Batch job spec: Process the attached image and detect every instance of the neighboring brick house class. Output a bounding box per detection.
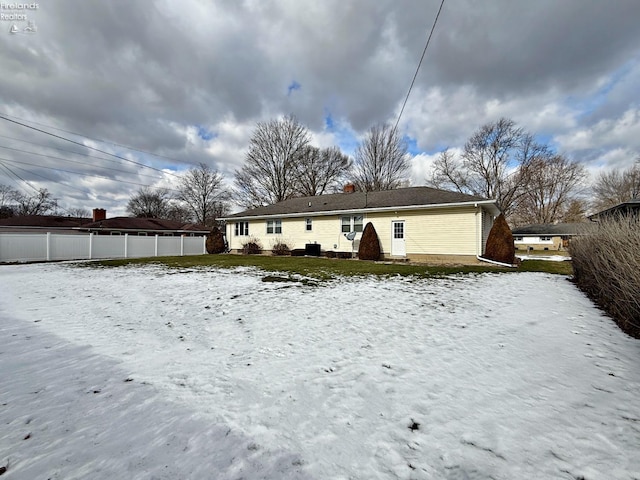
[511,223,594,251]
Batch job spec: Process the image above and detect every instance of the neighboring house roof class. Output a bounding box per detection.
[588,199,640,221]
[223,187,499,220]
[78,217,210,234]
[511,223,595,236]
[0,215,92,230]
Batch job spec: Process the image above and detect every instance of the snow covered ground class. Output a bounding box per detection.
[1,263,639,480]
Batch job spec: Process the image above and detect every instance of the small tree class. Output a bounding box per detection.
[127,187,172,218]
[206,226,226,254]
[358,222,382,260]
[483,214,515,265]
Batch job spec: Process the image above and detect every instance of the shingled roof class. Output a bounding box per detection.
[78,217,209,233]
[224,186,498,219]
[0,215,92,229]
[511,223,595,236]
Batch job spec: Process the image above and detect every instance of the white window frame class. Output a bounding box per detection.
[341,215,363,233]
[266,219,282,234]
[305,218,312,232]
[235,221,249,236]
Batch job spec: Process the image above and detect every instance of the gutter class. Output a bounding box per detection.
[221,199,499,222]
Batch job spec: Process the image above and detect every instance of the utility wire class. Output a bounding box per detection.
[0,111,187,165]
[0,114,180,178]
[0,133,172,173]
[0,156,180,191]
[393,0,445,134]
[0,144,176,181]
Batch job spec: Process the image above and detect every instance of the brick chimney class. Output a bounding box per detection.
[92,208,106,222]
[343,183,356,194]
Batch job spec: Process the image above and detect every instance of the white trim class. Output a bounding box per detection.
[221,199,499,221]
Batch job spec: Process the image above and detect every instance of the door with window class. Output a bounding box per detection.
[391,220,406,256]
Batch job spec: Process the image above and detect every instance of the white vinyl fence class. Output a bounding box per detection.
[0,233,207,263]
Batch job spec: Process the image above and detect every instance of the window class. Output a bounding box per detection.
[305,218,312,231]
[514,236,523,242]
[341,215,364,233]
[540,236,553,242]
[235,221,249,236]
[266,219,282,234]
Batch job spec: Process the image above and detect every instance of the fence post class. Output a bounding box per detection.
[124,233,129,258]
[89,233,93,259]
[46,232,51,261]
[202,235,206,254]
[180,235,184,256]
[155,235,159,257]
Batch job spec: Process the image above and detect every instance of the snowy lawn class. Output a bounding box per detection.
[1,263,639,479]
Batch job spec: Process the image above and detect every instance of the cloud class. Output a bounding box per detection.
[1,0,639,213]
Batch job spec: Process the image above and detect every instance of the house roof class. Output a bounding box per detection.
[0,215,92,229]
[223,187,498,220]
[511,223,595,236]
[78,217,210,233]
[588,199,640,220]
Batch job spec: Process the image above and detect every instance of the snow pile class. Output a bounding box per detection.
[1,263,639,479]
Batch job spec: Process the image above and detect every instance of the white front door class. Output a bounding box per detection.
[391,220,406,256]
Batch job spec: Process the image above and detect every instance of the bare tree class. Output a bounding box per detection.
[178,163,229,227]
[235,115,310,208]
[592,160,640,212]
[165,203,193,224]
[127,187,172,218]
[427,118,552,218]
[66,207,90,219]
[351,124,410,191]
[512,154,587,224]
[294,145,352,196]
[14,188,57,216]
[0,184,17,218]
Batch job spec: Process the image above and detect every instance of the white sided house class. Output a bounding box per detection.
[223,186,500,263]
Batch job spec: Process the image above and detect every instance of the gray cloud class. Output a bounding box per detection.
[1,0,639,214]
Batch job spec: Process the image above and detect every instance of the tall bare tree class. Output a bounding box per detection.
[13,188,57,216]
[235,115,311,208]
[0,184,17,218]
[511,154,587,225]
[294,145,352,196]
[178,163,229,227]
[428,118,552,218]
[351,123,410,191]
[127,187,172,218]
[592,159,640,212]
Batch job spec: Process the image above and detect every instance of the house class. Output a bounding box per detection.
[0,208,210,237]
[221,186,500,263]
[0,214,92,234]
[588,199,640,221]
[511,223,594,251]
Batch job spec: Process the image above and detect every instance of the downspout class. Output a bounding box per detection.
[474,204,517,268]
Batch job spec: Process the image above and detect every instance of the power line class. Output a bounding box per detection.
[393,0,445,134]
[0,156,180,191]
[0,144,175,181]
[0,133,172,173]
[0,114,180,178]
[0,111,187,165]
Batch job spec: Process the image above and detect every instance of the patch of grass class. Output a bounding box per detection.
[81,254,573,279]
[517,259,573,275]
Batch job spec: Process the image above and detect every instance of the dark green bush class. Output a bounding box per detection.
[206,226,226,254]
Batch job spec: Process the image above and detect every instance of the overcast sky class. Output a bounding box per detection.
[1,0,639,216]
